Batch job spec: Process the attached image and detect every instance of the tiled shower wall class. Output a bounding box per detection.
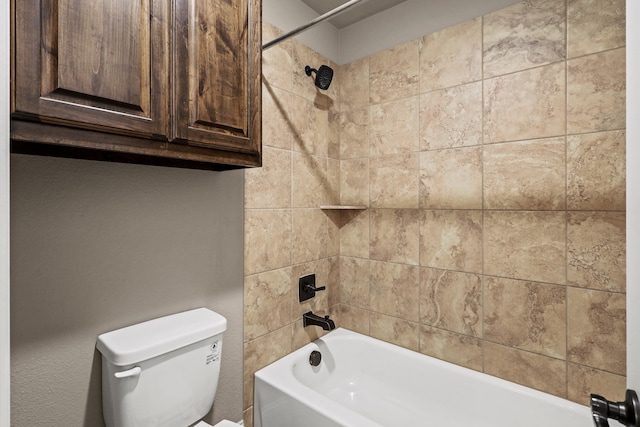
[244,0,626,423]
[243,21,341,425]
[336,0,626,406]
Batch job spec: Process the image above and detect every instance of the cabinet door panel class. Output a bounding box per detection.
[57,0,144,108]
[194,0,245,132]
[14,0,168,138]
[174,0,261,155]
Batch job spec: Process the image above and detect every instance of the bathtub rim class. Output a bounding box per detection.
[253,327,591,426]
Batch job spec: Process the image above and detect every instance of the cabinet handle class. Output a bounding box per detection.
[114,366,141,379]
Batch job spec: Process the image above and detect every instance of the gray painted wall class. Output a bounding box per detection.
[263,0,340,61]
[264,0,521,65]
[10,154,244,426]
[337,0,522,64]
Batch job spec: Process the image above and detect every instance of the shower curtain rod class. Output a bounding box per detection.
[262,0,368,51]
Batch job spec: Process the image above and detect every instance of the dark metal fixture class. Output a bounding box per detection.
[299,274,326,302]
[305,65,333,90]
[302,311,336,331]
[591,389,639,427]
[309,350,322,367]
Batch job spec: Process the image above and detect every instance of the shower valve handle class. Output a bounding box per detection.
[298,274,326,302]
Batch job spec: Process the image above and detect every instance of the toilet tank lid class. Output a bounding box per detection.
[96,308,227,366]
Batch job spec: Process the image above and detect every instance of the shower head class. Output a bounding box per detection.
[305,65,334,90]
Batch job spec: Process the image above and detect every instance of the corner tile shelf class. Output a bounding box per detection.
[319,205,367,228]
[319,205,367,210]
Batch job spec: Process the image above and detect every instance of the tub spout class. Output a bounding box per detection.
[303,311,335,331]
[590,390,639,427]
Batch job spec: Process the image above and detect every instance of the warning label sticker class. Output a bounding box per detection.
[206,341,220,365]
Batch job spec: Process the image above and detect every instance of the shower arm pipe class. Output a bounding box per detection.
[262,0,368,51]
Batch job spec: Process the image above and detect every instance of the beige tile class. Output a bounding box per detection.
[262,83,293,150]
[262,22,292,92]
[370,312,420,352]
[244,268,292,340]
[419,147,482,210]
[484,343,566,397]
[340,256,370,308]
[327,58,339,108]
[567,363,627,406]
[420,17,482,92]
[419,326,483,371]
[291,94,329,157]
[567,0,626,58]
[244,147,291,209]
[338,107,369,159]
[568,212,626,292]
[329,210,356,229]
[340,210,370,259]
[340,158,369,207]
[339,57,369,111]
[292,209,328,265]
[330,209,368,229]
[328,110,340,160]
[327,256,340,307]
[419,268,482,337]
[484,62,565,144]
[370,96,419,156]
[567,130,626,210]
[332,304,370,335]
[255,8,629,408]
[244,325,293,408]
[327,213,341,258]
[567,48,626,134]
[484,211,566,284]
[327,158,340,206]
[370,154,420,208]
[419,82,482,150]
[370,209,420,265]
[244,209,291,275]
[292,153,328,208]
[567,287,626,375]
[483,0,566,78]
[243,407,254,427]
[483,138,566,210]
[369,260,420,321]
[484,277,566,359]
[369,39,419,104]
[419,210,482,273]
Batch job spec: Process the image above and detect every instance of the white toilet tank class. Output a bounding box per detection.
[96,308,227,427]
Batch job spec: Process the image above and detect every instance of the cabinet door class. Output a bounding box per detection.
[173,0,261,156]
[13,0,170,139]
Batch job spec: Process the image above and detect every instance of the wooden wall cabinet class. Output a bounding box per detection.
[11,0,262,170]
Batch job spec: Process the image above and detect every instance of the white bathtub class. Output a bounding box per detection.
[254,328,597,427]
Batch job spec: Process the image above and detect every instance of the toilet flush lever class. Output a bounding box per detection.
[114,366,141,379]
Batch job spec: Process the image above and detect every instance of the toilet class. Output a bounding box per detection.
[96,308,242,427]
